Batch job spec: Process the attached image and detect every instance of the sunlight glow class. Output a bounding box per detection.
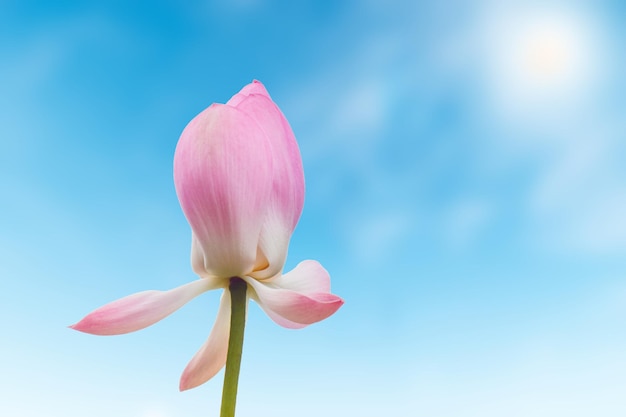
[482,4,607,121]
[509,14,588,92]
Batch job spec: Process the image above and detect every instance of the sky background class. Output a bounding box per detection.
[1,0,626,416]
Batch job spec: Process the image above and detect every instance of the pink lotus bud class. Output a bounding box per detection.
[174,80,305,280]
[71,81,343,391]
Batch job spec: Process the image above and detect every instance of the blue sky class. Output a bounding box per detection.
[1,1,626,416]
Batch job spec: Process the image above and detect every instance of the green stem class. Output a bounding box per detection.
[220,277,247,417]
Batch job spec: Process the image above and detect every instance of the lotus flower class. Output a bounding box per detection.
[71,80,344,391]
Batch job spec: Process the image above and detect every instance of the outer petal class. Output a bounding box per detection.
[231,82,305,279]
[268,260,332,293]
[244,261,343,328]
[70,279,220,335]
[179,291,232,391]
[174,103,273,278]
[226,79,270,107]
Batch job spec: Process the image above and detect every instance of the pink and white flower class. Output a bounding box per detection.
[71,80,343,391]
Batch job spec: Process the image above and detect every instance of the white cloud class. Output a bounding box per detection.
[442,199,493,250]
[408,279,626,416]
[282,58,393,166]
[347,209,417,267]
[523,113,626,254]
[279,0,625,257]
[139,406,170,417]
[330,79,388,138]
[542,191,626,255]
[530,135,609,213]
[413,353,626,417]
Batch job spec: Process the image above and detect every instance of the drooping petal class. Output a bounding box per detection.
[230,82,305,279]
[70,279,221,335]
[174,103,274,278]
[244,261,343,328]
[268,260,332,293]
[260,306,308,330]
[179,291,232,391]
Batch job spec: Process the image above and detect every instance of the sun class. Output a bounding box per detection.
[482,4,606,120]
[508,12,589,94]
[523,25,576,82]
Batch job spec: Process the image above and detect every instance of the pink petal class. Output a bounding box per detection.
[226,79,270,107]
[232,84,304,232]
[244,261,343,328]
[230,84,305,279]
[70,279,221,335]
[174,103,274,278]
[261,307,308,330]
[179,291,232,391]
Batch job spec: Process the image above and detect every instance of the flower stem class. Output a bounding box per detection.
[220,277,247,417]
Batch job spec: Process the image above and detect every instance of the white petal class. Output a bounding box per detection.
[179,291,232,391]
[244,261,343,328]
[70,279,221,335]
